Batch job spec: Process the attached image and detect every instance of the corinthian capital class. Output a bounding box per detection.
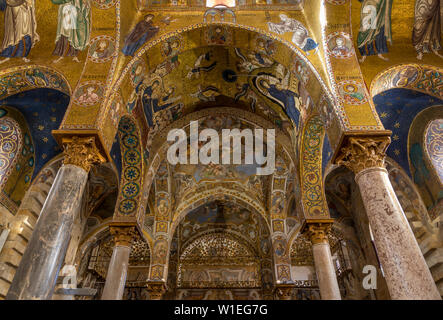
[336,136,391,174]
[62,136,106,172]
[110,226,136,247]
[307,223,331,245]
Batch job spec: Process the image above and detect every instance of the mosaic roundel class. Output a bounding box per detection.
[122,182,140,199]
[124,149,141,166]
[123,134,139,149]
[124,166,141,181]
[72,81,105,107]
[326,32,353,59]
[337,80,367,105]
[88,36,116,63]
[119,198,137,215]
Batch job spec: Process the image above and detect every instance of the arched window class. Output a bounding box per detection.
[425,119,443,183]
[0,118,22,188]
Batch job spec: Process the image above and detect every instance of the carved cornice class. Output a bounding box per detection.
[335,136,391,174]
[146,281,167,300]
[306,223,332,245]
[62,136,106,172]
[110,226,136,247]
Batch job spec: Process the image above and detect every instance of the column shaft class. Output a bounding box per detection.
[307,223,341,300]
[101,245,130,300]
[356,167,440,300]
[312,242,341,300]
[6,164,88,300]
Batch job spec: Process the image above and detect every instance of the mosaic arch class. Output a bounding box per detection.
[0,118,23,188]
[0,108,36,214]
[299,114,330,220]
[171,191,269,235]
[370,64,443,100]
[162,199,274,296]
[136,107,295,229]
[102,22,346,155]
[425,119,443,184]
[0,65,71,101]
[112,116,144,223]
[408,105,443,220]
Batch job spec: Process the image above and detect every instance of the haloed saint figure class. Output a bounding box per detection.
[357,0,393,62]
[122,14,159,57]
[0,0,39,64]
[52,0,91,63]
[412,0,442,60]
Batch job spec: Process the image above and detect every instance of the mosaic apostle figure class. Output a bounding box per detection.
[412,0,442,60]
[52,0,91,63]
[0,0,39,64]
[357,0,393,62]
[122,14,159,57]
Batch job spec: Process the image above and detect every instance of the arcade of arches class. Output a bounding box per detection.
[0,0,441,300]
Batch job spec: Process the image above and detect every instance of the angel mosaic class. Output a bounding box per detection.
[267,14,318,55]
[122,14,159,57]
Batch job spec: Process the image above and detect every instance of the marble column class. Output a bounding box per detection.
[101,226,135,300]
[6,137,105,300]
[308,223,341,300]
[337,136,441,300]
[147,280,166,300]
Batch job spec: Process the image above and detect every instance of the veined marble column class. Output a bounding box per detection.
[308,223,341,300]
[337,137,441,300]
[101,226,135,300]
[6,137,105,300]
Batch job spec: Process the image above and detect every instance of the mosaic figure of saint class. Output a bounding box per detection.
[77,86,99,105]
[267,14,318,55]
[331,37,350,56]
[357,0,393,62]
[52,0,91,63]
[122,14,159,57]
[91,39,113,60]
[412,0,442,60]
[0,0,39,64]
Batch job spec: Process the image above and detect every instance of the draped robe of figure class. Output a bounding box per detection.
[357,0,393,57]
[52,0,91,57]
[0,0,39,58]
[122,17,159,57]
[412,0,441,55]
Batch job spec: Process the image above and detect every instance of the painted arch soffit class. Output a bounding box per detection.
[102,22,343,148]
[371,64,443,101]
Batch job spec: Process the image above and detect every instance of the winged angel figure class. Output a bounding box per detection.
[268,14,318,55]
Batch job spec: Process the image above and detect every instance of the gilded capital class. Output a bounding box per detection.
[275,283,295,300]
[336,136,391,174]
[147,281,167,300]
[110,226,136,247]
[62,136,106,172]
[307,223,331,245]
